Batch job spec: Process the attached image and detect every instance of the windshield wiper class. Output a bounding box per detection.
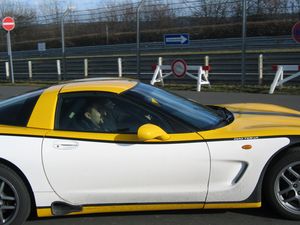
[207,105,234,124]
[222,107,234,123]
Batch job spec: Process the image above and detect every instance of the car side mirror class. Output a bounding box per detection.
[137,124,170,141]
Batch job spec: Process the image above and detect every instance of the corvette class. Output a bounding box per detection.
[0,78,300,224]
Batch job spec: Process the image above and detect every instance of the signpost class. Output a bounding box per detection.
[164,34,189,45]
[2,16,15,84]
[171,59,187,78]
[292,21,300,43]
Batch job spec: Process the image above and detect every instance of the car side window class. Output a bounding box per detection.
[0,89,43,127]
[56,92,173,134]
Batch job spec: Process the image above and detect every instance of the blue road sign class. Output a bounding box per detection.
[164,34,189,45]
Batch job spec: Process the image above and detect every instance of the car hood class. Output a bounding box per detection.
[200,103,300,140]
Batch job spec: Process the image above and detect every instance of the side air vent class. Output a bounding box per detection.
[232,162,248,184]
[51,201,82,216]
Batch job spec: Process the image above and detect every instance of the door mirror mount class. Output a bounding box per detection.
[137,124,170,141]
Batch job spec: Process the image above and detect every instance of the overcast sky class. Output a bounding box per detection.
[25,0,145,10]
[18,0,169,11]
[26,0,106,10]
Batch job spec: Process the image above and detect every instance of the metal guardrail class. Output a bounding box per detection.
[1,52,300,84]
[0,35,300,84]
[1,35,299,59]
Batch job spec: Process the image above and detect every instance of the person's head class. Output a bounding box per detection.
[84,103,106,125]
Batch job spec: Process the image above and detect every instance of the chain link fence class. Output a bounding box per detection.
[0,0,300,85]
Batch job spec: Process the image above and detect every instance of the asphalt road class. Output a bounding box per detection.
[0,85,299,225]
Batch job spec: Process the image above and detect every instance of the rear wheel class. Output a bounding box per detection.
[264,149,300,220]
[0,164,31,225]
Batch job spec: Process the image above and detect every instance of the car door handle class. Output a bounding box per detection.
[53,141,79,150]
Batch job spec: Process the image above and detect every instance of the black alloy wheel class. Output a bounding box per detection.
[0,165,31,225]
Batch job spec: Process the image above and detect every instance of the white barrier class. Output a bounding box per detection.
[269,65,300,94]
[151,62,211,92]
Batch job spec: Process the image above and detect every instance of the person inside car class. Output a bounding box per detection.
[75,101,108,132]
[76,99,118,132]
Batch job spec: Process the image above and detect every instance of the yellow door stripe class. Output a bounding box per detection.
[70,203,205,216]
[37,202,261,217]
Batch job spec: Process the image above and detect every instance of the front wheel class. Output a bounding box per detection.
[0,164,31,225]
[264,150,300,220]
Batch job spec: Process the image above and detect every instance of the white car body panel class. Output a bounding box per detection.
[34,192,64,207]
[0,135,290,208]
[0,136,51,191]
[206,137,290,202]
[0,135,63,206]
[42,138,210,205]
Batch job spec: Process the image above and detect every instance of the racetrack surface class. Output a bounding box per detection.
[0,85,298,225]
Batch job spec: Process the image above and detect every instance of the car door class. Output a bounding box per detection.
[42,92,210,206]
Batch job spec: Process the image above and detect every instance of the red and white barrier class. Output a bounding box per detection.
[269,65,300,94]
[151,58,211,92]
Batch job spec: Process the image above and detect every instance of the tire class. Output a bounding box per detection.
[264,149,300,220]
[0,164,31,225]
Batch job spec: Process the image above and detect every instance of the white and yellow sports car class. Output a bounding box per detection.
[0,78,300,225]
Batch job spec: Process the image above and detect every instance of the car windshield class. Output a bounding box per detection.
[123,83,225,131]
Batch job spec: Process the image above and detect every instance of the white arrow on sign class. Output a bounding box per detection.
[166,35,188,44]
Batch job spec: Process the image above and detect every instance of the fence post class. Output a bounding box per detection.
[258,54,263,85]
[204,56,209,78]
[28,61,32,80]
[158,57,163,66]
[57,60,61,81]
[5,62,9,80]
[118,58,122,77]
[84,59,88,78]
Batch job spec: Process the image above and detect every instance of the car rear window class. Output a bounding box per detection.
[0,89,44,127]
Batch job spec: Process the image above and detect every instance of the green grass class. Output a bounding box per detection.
[161,83,300,95]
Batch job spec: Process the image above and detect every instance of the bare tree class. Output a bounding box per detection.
[0,0,37,49]
[0,0,36,23]
[38,0,75,23]
[119,0,136,30]
[142,0,176,30]
[190,0,236,24]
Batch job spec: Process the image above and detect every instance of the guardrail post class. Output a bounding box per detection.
[57,60,61,81]
[158,57,163,66]
[84,59,88,78]
[5,62,9,80]
[258,54,263,85]
[118,58,122,77]
[204,56,209,78]
[28,61,32,80]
